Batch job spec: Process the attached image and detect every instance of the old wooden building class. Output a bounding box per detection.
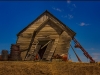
[16,10,76,61]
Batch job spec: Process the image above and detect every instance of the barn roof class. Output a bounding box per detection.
[17,10,76,38]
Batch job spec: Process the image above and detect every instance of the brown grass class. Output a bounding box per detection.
[0,61,100,75]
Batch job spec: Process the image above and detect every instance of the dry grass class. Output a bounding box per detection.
[0,61,100,75]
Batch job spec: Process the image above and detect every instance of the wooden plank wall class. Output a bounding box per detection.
[34,23,60,60]
[46,38,59,60]
[16,14,48,60]
[47,13,75,37]
[35,24,60,40]
[16,13,72,60]
[21,51,27,60]
[55,31,72,55]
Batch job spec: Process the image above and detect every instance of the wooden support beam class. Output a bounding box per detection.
[24,31,37,60]
[41,40,51,49]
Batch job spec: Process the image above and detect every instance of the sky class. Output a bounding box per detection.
[0,1,100,62]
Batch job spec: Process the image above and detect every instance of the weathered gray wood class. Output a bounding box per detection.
[25,45,41,60]
[46,38,59,60]
[24,31,37,60]
[21,51,27,60]
[54,31,71,55]
[32,45,41,56]
[16,11,75,60]
[17,43,30,45]
[41,40,51,49]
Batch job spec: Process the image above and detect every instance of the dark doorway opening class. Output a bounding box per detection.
[38,40,49,59]
[38,45,48,59]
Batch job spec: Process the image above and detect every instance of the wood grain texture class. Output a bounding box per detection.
[55,31,71,55]
[16,13,73,60]
[21,51,27,60]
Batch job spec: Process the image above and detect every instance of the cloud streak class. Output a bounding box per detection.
[62,14,73,19]
[79,22,90,26]
[67,0,71,4]
[91,53,100,61]
[52,7,62,12]
[86,48,96,51]
[73,4,76,8]
[92,53,100,56]
[68,14,73,19]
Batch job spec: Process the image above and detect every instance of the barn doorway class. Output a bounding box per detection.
[37,40,50,59]
[38,45,48,59]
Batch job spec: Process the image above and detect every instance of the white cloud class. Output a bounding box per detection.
[67,0,71,4]
[52,7,62,12]
[73,4,76,8]
[92,53,100,56]
[91,53,100,61]
[68,14,73,19]
[90,48,95,50]
[61,14,73,19]
[93,56,98,60]
[86,48,96,51]
[79,22,90,26]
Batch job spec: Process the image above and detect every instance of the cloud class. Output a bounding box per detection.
[73,4,76,8]
[68,4,76,11]
[90,48,95,50]
[67,0,71,4]
[92,53,100,56]
[52,7,62,12]
[93,56,98,60]
[91,53,100,61]
[68,14,73,19]
[79,22,90,26]
[86,48,96,51]
[61,14,73,19]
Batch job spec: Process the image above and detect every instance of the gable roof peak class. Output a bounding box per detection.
[45,10,48,12]
[17,10,76,37]
[43,10,52,14]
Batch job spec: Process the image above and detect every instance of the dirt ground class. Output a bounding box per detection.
[0,61,100,75]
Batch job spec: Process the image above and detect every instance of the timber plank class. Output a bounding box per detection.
[42,40,54,59]
[17,40,31,42]
[17,42,30,44]
[18,37,32,40]
[37,32,59,35]
[17,41,30,43]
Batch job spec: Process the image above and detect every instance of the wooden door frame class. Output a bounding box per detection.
[36,38,55,60]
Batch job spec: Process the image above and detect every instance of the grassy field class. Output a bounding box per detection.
[0,61,100,75]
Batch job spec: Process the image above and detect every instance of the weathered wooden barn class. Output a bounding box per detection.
[16,10,76,61]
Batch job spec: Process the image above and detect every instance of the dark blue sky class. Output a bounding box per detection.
[0,1,100,62]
